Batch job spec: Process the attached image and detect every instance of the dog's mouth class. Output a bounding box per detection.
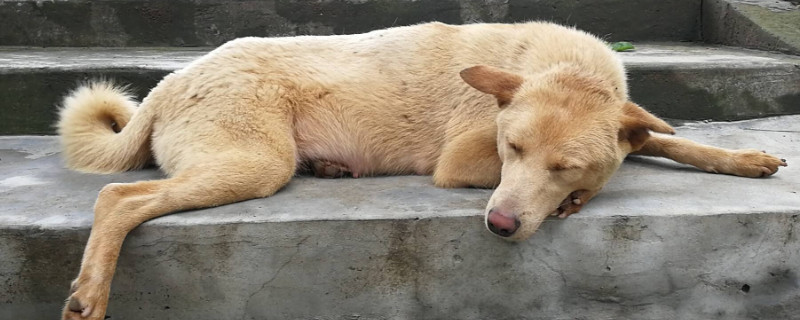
[549,190,586,219]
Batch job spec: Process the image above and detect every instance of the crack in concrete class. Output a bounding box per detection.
[784,216,796,246]
[535,253,568,291]
[240,235,310,320]
[743,128,800,133]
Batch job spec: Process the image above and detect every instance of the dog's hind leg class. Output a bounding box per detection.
[62,148,296,320]
[632,133,787,177]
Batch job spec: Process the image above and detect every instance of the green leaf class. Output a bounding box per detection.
[610,41,635,52]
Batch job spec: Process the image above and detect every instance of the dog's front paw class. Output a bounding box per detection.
[62,278,110,320]
[717,149,787,178]
[551,190,597,219]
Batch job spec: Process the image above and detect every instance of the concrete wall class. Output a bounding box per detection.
[3,213,799,320]
[0,0,701,47]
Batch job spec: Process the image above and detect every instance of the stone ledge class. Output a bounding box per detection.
[2,43,800,135]
[1,116,798,319]
[704,0,800,55]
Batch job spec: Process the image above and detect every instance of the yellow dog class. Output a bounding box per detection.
[57,22,786,319]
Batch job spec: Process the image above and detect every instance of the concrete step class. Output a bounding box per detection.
[0,0,701,47]
[2,43,799,135]
[1,116,799,319]
[704,0,800,55]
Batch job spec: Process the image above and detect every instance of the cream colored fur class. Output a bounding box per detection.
[57,22,787,320]
[57,82,152,173]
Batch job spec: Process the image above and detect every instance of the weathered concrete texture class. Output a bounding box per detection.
[625,44,800,122]
[1,116,799,320]
[2,43,799,135]
[505,0,701,41]
[0,0,701,47]
[704,0,800,55]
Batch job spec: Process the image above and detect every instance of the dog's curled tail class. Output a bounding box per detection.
[57,82,153,173]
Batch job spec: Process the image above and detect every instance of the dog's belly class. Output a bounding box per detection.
[295,138,373,178]
[293,113,440,177]
[293,124,403,178]
[296,144,436,178]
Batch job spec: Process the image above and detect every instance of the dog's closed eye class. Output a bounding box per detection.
[508,142,523,154]
[547,157,583,171]
[548,163,579,171]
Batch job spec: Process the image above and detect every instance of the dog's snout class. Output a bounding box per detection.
[487,208,520,237]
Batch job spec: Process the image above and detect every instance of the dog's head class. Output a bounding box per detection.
[461,65,674,240]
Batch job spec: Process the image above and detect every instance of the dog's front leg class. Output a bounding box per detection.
[433,124,502,188]
[632,133,787,177]
[550,189,600,218]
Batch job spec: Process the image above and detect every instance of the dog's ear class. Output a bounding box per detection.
[618,102,675,150]
[460,65,523,107]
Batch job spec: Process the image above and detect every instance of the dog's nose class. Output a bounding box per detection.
[487,208,520,237]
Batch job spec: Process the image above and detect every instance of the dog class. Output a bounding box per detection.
[56,21,787,319]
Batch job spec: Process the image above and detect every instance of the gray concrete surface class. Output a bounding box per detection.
[1,116,799,320]
[704,0,800,55]
[732,0,800,11]
[0,0,701,47]
[2,43,800,135]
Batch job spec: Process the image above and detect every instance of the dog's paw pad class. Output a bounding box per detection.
[67,296,91,316]
[554,190,592,219]
[62,278,109,320]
